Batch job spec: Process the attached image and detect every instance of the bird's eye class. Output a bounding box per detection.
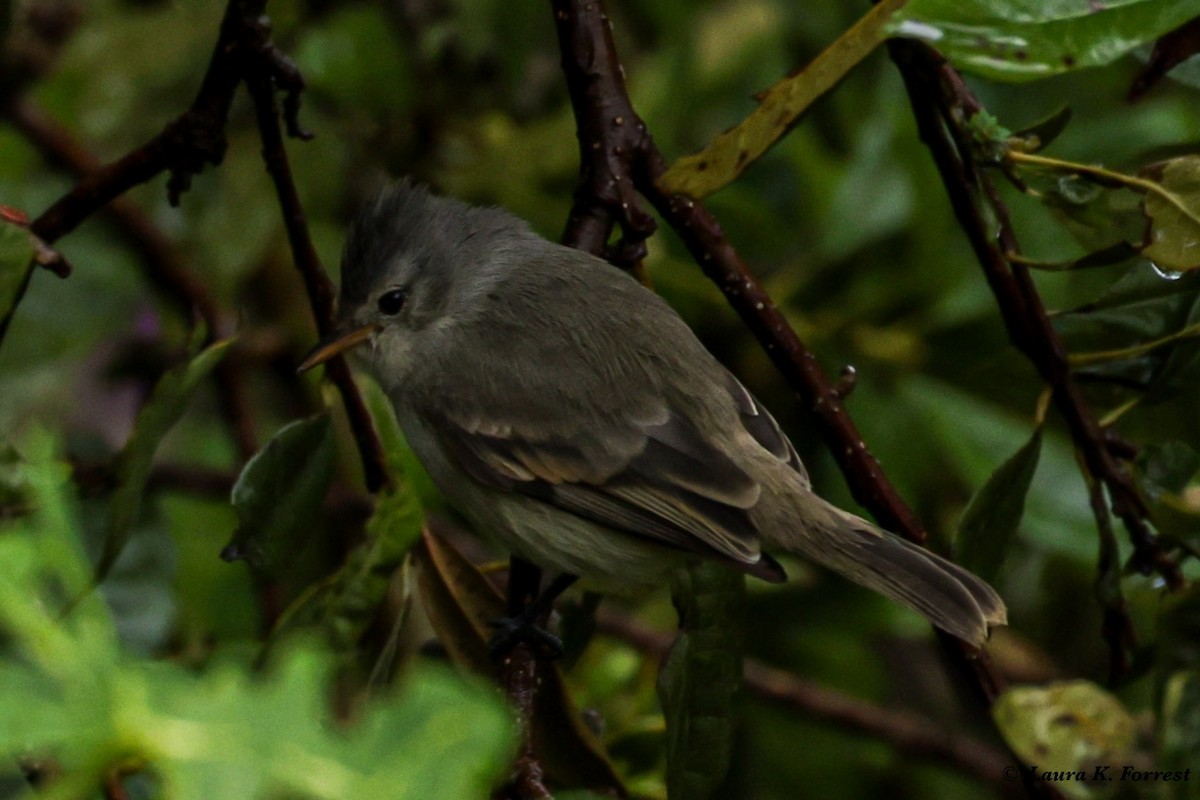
[377,289,407,316]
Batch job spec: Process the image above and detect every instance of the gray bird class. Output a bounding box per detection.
[301,182,1007,647]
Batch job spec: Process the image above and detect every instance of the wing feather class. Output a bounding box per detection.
[425,404,785,582]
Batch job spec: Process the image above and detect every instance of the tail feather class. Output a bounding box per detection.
[774,504,1007,647]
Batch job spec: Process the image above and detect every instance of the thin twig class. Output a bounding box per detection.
[5,96,259,459]
[239,14,389,493]
[595,608,1015,791]
[886,41,1179,683]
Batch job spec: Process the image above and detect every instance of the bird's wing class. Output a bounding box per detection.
[425,397,787,582]
[722,370,809,486]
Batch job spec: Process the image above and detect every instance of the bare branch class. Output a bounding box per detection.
[886,40,1181,681]
[241,18,389,493]
[596,607,1015,791]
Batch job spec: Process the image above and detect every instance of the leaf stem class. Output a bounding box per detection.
[1008,150,1200,230]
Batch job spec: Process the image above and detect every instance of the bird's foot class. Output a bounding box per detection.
[487,613,563,661]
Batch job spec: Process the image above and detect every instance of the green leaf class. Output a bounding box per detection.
[269,382,426,659]
[955,425,1041,583]
[1143,156,1200,273]
[1158,585,1200,676]
[994,681,1136,799]
[0,441,30,516]
[889,0,1200,82]
[658,562,744,800]
[0,217,34,321]
[1,436,517,800]
[1039,177,1146,255]
[1160,671,1200,788]
[1055,263,1200,387]
[294,6,413,117]
[223,413,335,577]
[1137,442,1200,499]
[1011,106,1074,153]
[97,337,233,581]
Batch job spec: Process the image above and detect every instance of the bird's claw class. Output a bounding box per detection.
[487,615,564,660]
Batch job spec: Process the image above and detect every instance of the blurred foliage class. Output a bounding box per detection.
[0,431,516,800]
[0,0,1199,798]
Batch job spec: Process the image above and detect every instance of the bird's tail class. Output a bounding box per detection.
[770,499,1007,647]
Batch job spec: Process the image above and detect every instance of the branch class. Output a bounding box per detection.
[495,559,553,800]
[31,0,255,242]
[239,15,389,493]
[885,41,1178,681]
[0,0,251,353]
[595,608,1014,790]
[551,0,1008,715]
[4,97,259,459]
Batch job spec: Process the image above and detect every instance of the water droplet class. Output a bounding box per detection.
[1151,262,1185,281]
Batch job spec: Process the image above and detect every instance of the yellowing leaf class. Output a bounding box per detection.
[1143,155,1200,272]
[657,0,905,199]
[994,680,1136,799]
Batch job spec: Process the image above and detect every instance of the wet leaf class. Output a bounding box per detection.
[1142,156,1200,273]
[1038,176,1146,255]
[97,337,232,581]
[994,681,1136,798]
[890,0,1200,82]
[270,405,424,655]
[657,0,903,199]
[1137,442,1200,499]
[956,425,1041,583]
[1054,262,1200,390]
[1146,278,1200,396]
[1160,671,1200,782]
[658,562,744,800]
[223,413,335,577]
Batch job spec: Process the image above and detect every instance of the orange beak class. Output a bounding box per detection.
[297,323,379,373]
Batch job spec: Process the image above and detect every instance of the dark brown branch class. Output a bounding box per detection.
[0,0,254,385]
[886,42,1180,681]
[495,558,553,800]
[551,1,1009,721]
[31,0,256,244]
[595,608,1014,790]
[5,97,259,459]
[240,21,388,493]
[1129,15,1200,101]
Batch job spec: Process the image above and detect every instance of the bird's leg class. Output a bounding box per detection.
[489,564,579,660]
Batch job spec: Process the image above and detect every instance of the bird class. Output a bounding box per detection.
[300,181,1007,649]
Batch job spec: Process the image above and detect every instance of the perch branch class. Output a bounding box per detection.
[551,0,1007,712]
[596,607,1014,790]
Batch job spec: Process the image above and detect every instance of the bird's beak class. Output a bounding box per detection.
[297,323,379,373]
